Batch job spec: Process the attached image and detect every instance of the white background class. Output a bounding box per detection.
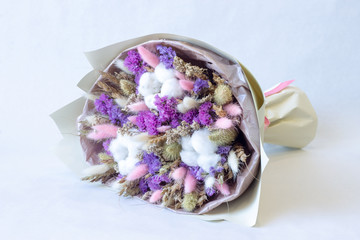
[1,0,360,239]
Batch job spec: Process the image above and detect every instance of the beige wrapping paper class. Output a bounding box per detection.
[51,33,317,226]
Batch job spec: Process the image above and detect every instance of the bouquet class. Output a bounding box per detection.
[52,34,317,225]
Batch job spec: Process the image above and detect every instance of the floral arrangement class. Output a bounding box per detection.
[78,40,258,213]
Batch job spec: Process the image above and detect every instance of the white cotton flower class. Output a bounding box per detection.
[160,78,183,98]
[109,134,146,175]
[181,136,194,151]
[144,94,157,109]
[180,150,198,167]
[191,128,218,154]
[205,176,216,189]
[138,72,162,96]
[197,154,221,172]
[154,63,175,83]
[177,96,199,113]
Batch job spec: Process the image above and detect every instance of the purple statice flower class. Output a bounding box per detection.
[209,166,224,176]
[221,156,227,164]
[116,173,124,180]
[124,50,148,84]
[135,111,160,135]
[94,94,128,126]
[139,178,149,194]
[193,78,209,94]
[156,45,176,69]
[197,101,213,126]
[94,94,113,115]
[206,187,216,197]
[147,174,171,191]
[108,105,128,126]
[102,139,112,156]
[170,118,180,128]
[154,95,179,125]
[188,166,205,181]
[140,152,161,174]
[217,146,231,156]
[181,109,198,124]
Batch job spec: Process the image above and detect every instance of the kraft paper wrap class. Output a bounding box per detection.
[51,33,317,226]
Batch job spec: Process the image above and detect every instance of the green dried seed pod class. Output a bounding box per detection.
[209,128,238,146]
[98,152,112,161]
[120,79,136,96]
[182,193,198,212]
[163,142,182,161]
[213,84,233,105]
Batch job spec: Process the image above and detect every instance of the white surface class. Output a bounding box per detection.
[1,0,360,239]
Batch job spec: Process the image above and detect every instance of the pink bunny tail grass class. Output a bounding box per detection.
[128,115,138,124]
[126,164,149,181]
[215,182,230,196]
[184,172,197,194]
[223,103,242,116]
[149,190,163,203]
[128,101,149,112]
[214,117,233,129]
[171,167,187,181]
[179,80,194,91]
[175,71,186,80]
[137,46,159,68]
[87,124,118,140]
[157,125,171,132]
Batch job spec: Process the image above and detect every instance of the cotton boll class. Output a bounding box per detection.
[180,150,199,167]
[191,129,218,154]
[160,78,183,98]
[154,63,175,83]
[82,164,110,176]
[138,72,162,96]
[205,176,216,189]
[197,154,221,172]
[144,94,157,109]
[227,150,239,176]
[109,137,129,162]
[118,157,139,175]
[114,59,132,74]
[181,136,194,151]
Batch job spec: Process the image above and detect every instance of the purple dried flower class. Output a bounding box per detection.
[181,109,198,124]
[135,111,160,135]
[116,173,124,180]
[206,187,216,197]
[157,45,176,69]
[139,178,149,194]
[147,174,171,191]
[102,139,112,156]
[124,50,148,84]
[217,146,231,156]
[193,78,209,94]
[188,166,204,181]
[140,152,161,175]
[154,95,179,126]
[198,101,213,126]
[209,166,224,176]
[94,94,128,126]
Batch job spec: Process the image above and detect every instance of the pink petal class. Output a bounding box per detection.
[171,167,187,180]
[214,117,233,129]
[128,101,149,112]
[264,116,270,129]
[87,124,118,140]
[128,115,137,124]
[215,182,230,196]
[175,71,186,80]
[126,164,149,181]
[179,80,194,91]
[157,125,171,132]
[137,46,159,68]
[264,80,295,97]
[149,190,163,203]
[184,171,197,194]
[223,103,242,116]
